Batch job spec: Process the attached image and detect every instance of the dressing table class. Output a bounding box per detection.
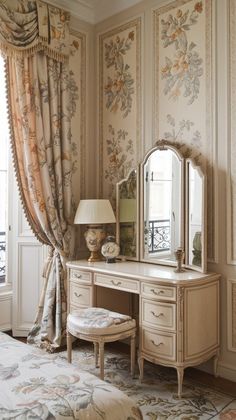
[67,259,219,398]
[67,140,220,397]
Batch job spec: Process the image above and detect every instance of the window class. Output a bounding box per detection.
[0,55,9,284]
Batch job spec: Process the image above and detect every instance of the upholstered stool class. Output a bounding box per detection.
[67,307,136,380]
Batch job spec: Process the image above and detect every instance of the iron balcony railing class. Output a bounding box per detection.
[145,219,170,254]
[0,231,6,283]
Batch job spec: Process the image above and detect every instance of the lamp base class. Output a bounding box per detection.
[88,251,103,263]
[84,225,106,263]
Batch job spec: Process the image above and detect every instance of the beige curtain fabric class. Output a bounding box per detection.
[7,53,75,350]
[0,1,75,350]
[0,0,70,62]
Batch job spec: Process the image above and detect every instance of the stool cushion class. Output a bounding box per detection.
[67,307,136,335]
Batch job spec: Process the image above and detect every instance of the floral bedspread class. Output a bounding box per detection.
[0,332,142,419]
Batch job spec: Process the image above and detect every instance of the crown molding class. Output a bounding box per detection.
[46,0,95,23]
[46,0,142,24]
[94,0,142,23]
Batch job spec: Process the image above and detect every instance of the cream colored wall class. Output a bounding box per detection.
[93,0,236,382]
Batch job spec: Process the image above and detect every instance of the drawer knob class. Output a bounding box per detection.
[74,273,82,279]
[151,340,164,347]
[150,288,164,295]
[151,311,164,318]
[74,292,82,298]
[111,280,122,286]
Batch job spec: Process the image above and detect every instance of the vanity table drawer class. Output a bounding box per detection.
[70,282,92,308]
[94,274,139,293]
[142,328,176,361]
[70,269,92,284]
[142,299,176,331]
[141,283,176,301]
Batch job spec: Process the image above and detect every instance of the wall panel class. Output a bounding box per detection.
[228,0,236,264]
[98,17,142,201]
[153,0,216,262]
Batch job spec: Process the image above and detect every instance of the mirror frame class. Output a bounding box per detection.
[116,167,140,261]
[185,158,207,273]
[140,141,185,267]
[115,140,207,273]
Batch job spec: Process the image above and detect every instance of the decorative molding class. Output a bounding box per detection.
[227,278,236,352]
[69,29,87,199]
[94,0,143,24]
[0,291,12,331]
[227,0,236,264]
[46,0,142,24]
[46,0,95,23]
[217,360,236,383]
[13,243,43,335]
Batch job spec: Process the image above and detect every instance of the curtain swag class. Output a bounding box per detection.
[0,0,70,63]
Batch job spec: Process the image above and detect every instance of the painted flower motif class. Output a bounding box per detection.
[163,114,202,153]
[105,68,134,117]
[104,33,135,117]
[195,1,203,13]
[128,31,135,41]
[104,125,134,199]
[161,3,203,104]
[176,9,183,18]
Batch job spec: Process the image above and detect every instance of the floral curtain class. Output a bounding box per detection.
[0,0,75,350]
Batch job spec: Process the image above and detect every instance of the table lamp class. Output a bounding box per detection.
[74,199,116,262]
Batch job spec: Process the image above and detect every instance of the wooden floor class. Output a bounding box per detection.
[12,334,236,397]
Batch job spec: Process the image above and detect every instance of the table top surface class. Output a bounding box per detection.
[67,259,220,285]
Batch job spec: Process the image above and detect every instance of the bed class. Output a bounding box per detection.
[0,332,142,419]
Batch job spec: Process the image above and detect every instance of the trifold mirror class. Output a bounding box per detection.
[116,140,207,273]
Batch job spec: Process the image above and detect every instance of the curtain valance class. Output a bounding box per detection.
[0,0,70,62]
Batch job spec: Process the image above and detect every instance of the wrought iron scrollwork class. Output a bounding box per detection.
[145,220,170,254]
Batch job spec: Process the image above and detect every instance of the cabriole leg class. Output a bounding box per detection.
[177,367,184,398]
[138,356,144,382]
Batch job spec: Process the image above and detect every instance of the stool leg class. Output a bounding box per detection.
[94,342,99,367]
[67,331,72,363]
[138,356,144,382]
[99,341,105,380]
[130,334,136,377]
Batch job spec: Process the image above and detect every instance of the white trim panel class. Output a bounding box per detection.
[12,243,43,336]
[0,291,12,331]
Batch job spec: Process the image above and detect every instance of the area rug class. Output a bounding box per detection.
[57,343,236,420]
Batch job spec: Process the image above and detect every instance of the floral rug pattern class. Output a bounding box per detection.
[58,343,236,420]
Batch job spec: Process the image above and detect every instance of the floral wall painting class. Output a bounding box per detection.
[69,30,86,206]
[99,18,141,200]
[104,32,135,118]
[154,0,215,261]
[161,3,204,105]
[105,125,134,199]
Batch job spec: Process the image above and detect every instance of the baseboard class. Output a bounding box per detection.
[218,361,236,383]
